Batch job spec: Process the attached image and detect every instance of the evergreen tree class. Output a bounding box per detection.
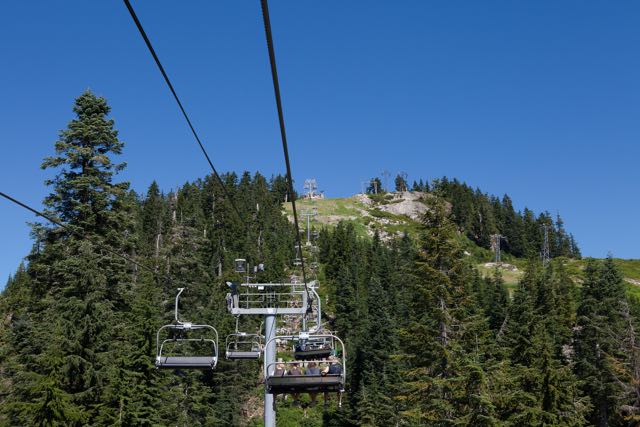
[398,199,500,424]
[4,91,135,425]
[394,174,408,192]
[482,269,509,332]
[502,260,589,425]
[574,258,627,426]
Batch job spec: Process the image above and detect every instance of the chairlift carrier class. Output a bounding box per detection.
[294,335,334,361]
[264,333,346,395]
[155,288,219,370]
[225,317,263,360]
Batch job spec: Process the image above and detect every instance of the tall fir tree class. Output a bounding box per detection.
[574,258,627,427]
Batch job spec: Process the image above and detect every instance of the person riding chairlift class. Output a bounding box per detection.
[322,356,342,406]
[305,362,320,407]
[272,362,286,411]
[288,362,302,406]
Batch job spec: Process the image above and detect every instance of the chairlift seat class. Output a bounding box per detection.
[225,331,263,361]
[226,350,261,360]
[156,356,217,369]
[266,374,343,393]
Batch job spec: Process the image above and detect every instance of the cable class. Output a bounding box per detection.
[122,0,244,224]
[124,0,310,299]
[0,191,164,280]
[259,0,310,299]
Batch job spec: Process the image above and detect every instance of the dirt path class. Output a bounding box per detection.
[626,278,640,286]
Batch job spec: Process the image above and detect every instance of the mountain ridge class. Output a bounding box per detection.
[285,191,640,294]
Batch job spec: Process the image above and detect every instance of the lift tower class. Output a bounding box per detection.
[226,262,313,427]
[490,234,504,263]
[542,225,551,266]
[301,208,318,245]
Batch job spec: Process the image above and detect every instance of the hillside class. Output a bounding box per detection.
[286,192,640,294]
[284,191,433,241]
[3,92,640,427]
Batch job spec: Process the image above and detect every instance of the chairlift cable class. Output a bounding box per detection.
[0,191,163,280]
[122,0,245,226]
[258,0,310,299]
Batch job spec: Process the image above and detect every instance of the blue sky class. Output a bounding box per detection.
[1,1,639,283]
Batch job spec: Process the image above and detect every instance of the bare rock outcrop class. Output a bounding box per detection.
[377,191,432,221]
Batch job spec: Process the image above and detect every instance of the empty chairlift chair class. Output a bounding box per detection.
[225,332,263,360]
[265,333,346,403]
[156,288,219,370]
[225,317,263,360]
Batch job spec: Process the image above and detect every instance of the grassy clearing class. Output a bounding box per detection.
[612,259,640,281]
[565,258,640,280]
[285,196,423,240]
[284,197,364,221]
[565,258,640,296]
[476,264,524,288]
[625,283,640,300]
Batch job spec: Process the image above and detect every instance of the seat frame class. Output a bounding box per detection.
[155,288,219,370]
[263,333,346,395]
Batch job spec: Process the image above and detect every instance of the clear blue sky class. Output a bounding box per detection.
[1,1,639,284]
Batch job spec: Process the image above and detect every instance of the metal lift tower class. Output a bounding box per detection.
[301,208,318,245]
[490,234,504,263]
[226,270,314,427]
[542,225,551,266]
[303,178,318,199]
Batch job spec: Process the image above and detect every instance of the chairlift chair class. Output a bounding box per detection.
[293,245,303,266]
[155,288,219,370]
[225,332,262,360]
[293,338,333,360]
[264,333,346,397]
[234,258,247,273]
[293,333,334,360]
[225,317,263,360]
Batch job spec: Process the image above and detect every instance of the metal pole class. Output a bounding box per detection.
[264,314,276,427]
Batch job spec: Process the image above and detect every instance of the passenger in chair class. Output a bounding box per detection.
[322,357,342,375]
[322,356,342,406]
[288,362,302,405]
[305,362,320,406]
[272,363,286,411]
[274,362,286,376]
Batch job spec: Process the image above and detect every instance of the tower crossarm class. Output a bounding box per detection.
[226,282,313,315]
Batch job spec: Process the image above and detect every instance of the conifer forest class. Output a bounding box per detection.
[1,89,640,427]
[2,3,640,427]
